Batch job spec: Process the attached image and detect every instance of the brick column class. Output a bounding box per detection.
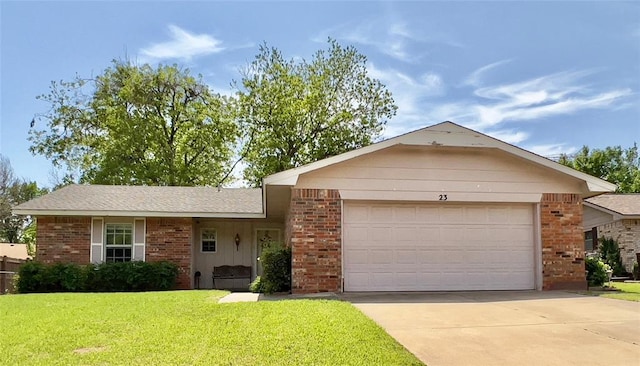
[288,189,341,294]
[36,217,91,264]
[146,218,193,289]
[541,193,586,290]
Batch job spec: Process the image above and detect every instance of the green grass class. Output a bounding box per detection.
[0,291,422,365]
[600,282,640,302]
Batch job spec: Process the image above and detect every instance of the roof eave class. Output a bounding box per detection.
[583,201,640,218]
[12,209,266,219]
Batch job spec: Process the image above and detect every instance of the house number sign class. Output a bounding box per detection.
[439,194,448,201]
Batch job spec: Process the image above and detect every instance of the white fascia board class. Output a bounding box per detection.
[12,209,266,219]
[585,180,618,193]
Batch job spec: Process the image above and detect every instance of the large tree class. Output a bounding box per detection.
[0,155,44,251]
[30,61,237,186]
[236,39,397,186]
[559,144,640,193]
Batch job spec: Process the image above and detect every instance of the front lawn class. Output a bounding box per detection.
[0,291,422,365]
[600,282,640,302]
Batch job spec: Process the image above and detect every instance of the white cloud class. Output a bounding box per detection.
[373,64,632,151]
[335,21,415,62]
[314,18,461,63]
[526,143,578,158]
[367,64,446,136]
[139,25,224,62]
[464,59,512,87]
[485,130,529,145]
[429,69,633,130]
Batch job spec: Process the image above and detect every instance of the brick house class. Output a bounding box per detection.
[583,194,640,272]
[14,122,616,293]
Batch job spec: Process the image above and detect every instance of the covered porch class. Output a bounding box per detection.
[191,218,283,289]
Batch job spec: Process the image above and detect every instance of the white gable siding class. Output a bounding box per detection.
[296,146,584,202]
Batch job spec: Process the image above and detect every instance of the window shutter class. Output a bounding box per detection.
[90,218,104,264]
[133,218,146,261]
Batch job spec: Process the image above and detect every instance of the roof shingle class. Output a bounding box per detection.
[585,194,640,216]
[13,185,263,217]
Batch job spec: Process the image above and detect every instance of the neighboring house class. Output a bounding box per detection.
[0,243,31,260]
[583,194,640,271]
[13,122,616,293]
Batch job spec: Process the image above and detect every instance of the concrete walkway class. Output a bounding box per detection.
[218,291,337,303]
[347,291,640,366]
[217,292,260,303]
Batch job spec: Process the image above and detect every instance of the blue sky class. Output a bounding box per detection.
[1,1,639,188]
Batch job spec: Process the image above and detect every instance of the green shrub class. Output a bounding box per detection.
[586,256,609,287]
[17,261,179,293]
[16,261,46,293]
[51,263,88,292]
[249,276,264,293]
[261,246,291,294]
[598,237,625,276]
[633,262,639,281]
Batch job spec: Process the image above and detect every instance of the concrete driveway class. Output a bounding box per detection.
[346,291,640,366]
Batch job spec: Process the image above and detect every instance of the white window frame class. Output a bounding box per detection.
[201,228,217,253]
[104,223,134,262]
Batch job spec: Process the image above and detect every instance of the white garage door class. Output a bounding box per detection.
[343,202,535,291]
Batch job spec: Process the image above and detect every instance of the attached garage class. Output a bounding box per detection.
[343,202,535,291]
[265,122,617,294]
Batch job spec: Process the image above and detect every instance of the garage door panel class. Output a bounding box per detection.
[371,272,395,287]
[370,250,393,264]
[344,205,369,223]
[465,207,489,223]
[396,206,417,222]
[345,249,369,265]
[344,202,535,291]
[416,206,440,221]
[371,227,393,242]
[440,227,465,241]
[396,272,418,286]
[509,206,534,224]
[418,227,440,240]
[347,272,371,288]
[416,249,444,264]
[441,207,464,221]
[396,250,418,264]
[371,206,393,221]
[488,207,510,222]
[395,226,418,241]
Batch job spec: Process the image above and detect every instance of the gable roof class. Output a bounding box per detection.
[264,121,617,195]
[585,194,640,217]
[0,243,31,260]
[13,184,264,218]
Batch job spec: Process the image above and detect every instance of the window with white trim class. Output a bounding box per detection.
[201,229,217,252]
[105,223,133,262]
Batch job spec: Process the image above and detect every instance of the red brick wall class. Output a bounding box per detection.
[35,216,91,264]
[288,189,342,294]
[36,216,193,290]
[541,193,586,290]
[146,218,193,289]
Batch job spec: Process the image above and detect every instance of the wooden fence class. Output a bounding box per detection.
[0,256,26,294]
